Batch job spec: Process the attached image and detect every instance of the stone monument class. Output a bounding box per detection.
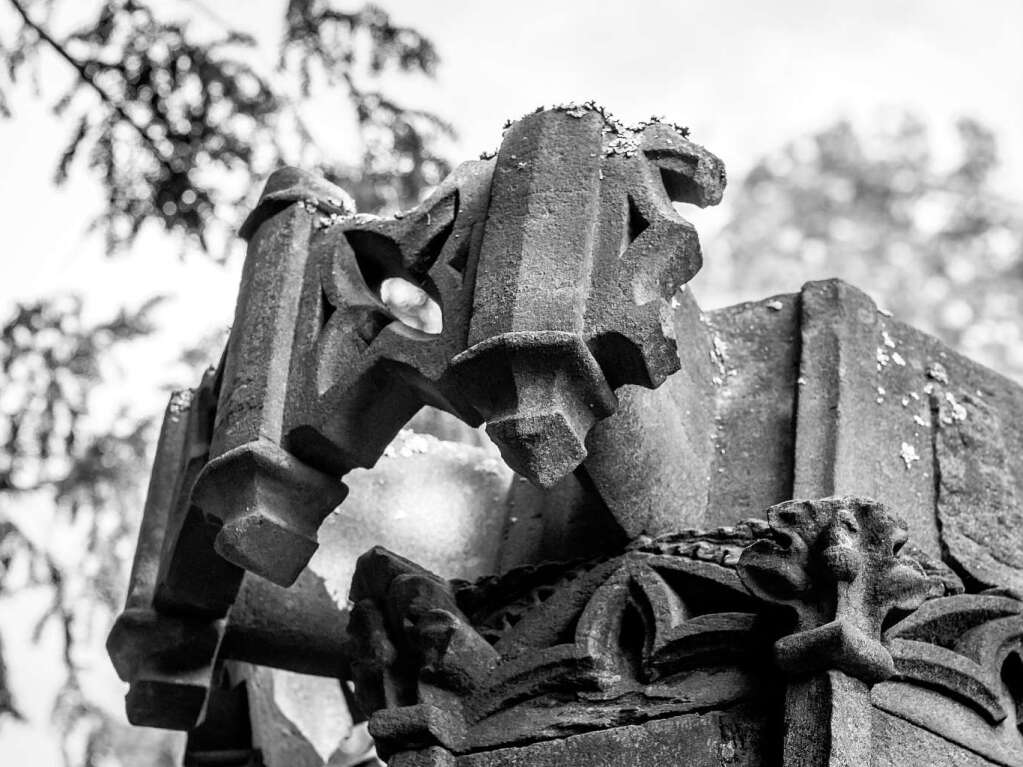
[108,105,1023,766]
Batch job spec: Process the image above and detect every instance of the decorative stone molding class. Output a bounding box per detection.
[346,539,764,759]
[736,496,941,683]
[342,497,989,764]
[108,100,1023,766]
[875,592,1023,765]
[735,497,952,766]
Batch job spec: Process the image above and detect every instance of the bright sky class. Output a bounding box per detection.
[3,0,1023,390]
[2,0,1023,762]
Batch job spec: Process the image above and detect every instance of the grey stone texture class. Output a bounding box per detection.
[110,104,1023,766]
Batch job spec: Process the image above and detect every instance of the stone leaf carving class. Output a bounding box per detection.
[737,496,942,683]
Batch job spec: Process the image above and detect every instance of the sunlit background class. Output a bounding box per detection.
[2,0,1023,763]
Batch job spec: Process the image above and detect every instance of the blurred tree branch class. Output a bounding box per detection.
[7,0,170,160]
[0,3,454,763]
[1,0,453,255]
[700,112,1023,381]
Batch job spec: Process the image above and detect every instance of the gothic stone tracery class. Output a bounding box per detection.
[108,104,1023,767]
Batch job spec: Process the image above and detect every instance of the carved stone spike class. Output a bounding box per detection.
[453,108,725,486]
[191,173,350,587]
[194,437,346,585]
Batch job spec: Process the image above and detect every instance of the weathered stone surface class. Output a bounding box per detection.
[702,292,801,525]
[108,388,226,729]
[738,497,940,683]
[282,160,490,476]
[388,747,456,767]
[183,668,260,767]
[873,592,1023,765]
[112,102,1023,767]
[782,278,1023,589]
[346,538,769,758]
[110,383,515,735]
[789,281,944,555]
[194,188,349,587]
[499,276,1023,571]
[154,368,243,618]
[223,569,350,679]
[580,289,716,537]
[457,108,725,488]
[933,391,1023,594]
[340,492,986,764]
[738,497,944,767]
[456,709,769,766]
[871,706,1015,767]
[781,671,874,767]
[112,384,362,731]
[190,106,725,586]
[496,470,625,573]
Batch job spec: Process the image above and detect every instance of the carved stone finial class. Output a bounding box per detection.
[452,107,725,486]
[187,104,726,586]
[737,496,939,683]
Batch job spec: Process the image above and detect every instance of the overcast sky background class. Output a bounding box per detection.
[2,0,1023,762]
[5,0,1023,330]
[3,0,1023,420]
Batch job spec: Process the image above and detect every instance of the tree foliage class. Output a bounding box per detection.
[2,0,453,255]
[281,0,453,212]
[0,1,452,764]
[701,113,1023,381]
[0,297,174,763]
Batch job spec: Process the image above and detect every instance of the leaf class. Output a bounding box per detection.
[54,115,90,184]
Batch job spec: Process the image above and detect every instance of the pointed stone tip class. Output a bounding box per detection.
[214,517,316,588]
[487,410,588,489]
[193,438,347,586]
